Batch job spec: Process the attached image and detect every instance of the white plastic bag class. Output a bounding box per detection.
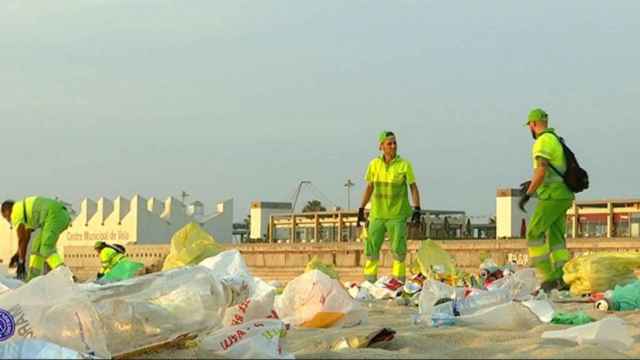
[200,319,294,359]
[0,275,23,295]
[0,267,109,358]
[522,300,555,323]
[542,317,633,352]
[0,339,91,359]
[223,289,278,326]
[275,270,367,329]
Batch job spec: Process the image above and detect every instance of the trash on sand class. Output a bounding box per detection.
[562,252,640,296]
[305,256,339,280]
[0,267,110,358]
[223,288,278,326]
[199,319,294,359]
[551,311,594,326]
[162,222,224,271]
[360,281,398,300]
[80,266,232,357]
[415,240,457,284]
[595,280,640,312]
[487,268,538,301]
[274,270,367,329]
[0,339,93,359]
[542,317,633,352]
[0,275,23,295]
[522,300,555,323]
[332,328,396,351]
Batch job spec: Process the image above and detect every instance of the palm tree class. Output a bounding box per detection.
[302,200,326,213]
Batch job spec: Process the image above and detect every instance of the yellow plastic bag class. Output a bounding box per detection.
[305,256,340,281]
[563,252,640,296]
[162,223,224,271]
[415,239,457,278]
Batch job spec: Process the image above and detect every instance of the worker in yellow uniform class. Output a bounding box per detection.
[94,241,126,279]
[519,109,575,292]
[1,196,71,281]
[357,131,422,283]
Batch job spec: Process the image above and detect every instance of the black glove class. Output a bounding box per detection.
[96,272,104,280]
[357,208,366,228]
[16,260,26,281]
[411,207,422,225]
[518,181,532,212]
[9,253,19,268]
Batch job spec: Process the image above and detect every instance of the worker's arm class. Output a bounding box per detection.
[16,224,31,261]
[526,158,548,195]
[409,183,421,208]
[359,183,374,209]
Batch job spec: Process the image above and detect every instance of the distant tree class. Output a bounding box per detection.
[302,200,326,213]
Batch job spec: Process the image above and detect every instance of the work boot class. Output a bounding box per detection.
[540,278,569,293]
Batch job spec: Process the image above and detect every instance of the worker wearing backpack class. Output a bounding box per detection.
[519,108,586,292]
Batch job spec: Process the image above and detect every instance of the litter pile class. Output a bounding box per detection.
[1,232,639,358]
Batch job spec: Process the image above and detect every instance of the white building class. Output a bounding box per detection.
[0,195,233,265]
[496,188,536,238]
[249,201,292,241]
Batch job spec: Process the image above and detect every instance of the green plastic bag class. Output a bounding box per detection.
[415,240,456,277]
[612,280,640,311]
[305,256,340,280]
[551,311,594,326]
[102,259,144,282]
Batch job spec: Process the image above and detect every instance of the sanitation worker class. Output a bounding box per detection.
[2,196,71,281]
[357,131,422,283]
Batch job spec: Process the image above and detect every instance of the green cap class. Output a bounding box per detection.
[94,241,105,249]
[526,108,548,125]
[378,130,395,144]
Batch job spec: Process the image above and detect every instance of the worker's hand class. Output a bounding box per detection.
[9,253,19,268]
[411,207,422,225]
[357,208,366,228]
[519,194,531,213]
[15,259,26,281]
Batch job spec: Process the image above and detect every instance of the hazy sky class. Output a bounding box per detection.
[1,1,639,221]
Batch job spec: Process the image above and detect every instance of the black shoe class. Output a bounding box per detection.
[541,278,567,293]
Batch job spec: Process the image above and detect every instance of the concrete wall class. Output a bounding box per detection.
[63,237,640,283]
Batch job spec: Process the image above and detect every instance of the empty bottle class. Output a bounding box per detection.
[452,288,512,316]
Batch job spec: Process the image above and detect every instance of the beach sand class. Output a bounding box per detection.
[140,301,640,359]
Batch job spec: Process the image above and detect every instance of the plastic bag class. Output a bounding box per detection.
[305,256,339,280]
[162,223,224,271]
[199,319,294,359]
[0,267,109,358]
[0,275,23,295]
[0,339,92,359]
[100,259,144,282]
[563,252,640,296]
[223,289,278,326]
[542,317,633,352]
[80,266,231,356]
[415,240,457,282]
[275,270,367,329]
[610,280,640,311]
[551,311,594,326]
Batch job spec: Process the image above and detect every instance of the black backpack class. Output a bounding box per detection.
[107,244,126,254]
[546,132,590,193]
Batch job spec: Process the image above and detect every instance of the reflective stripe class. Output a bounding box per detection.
[46,253,64,269]
[27,255,45,282]
[364,259,379,278]
[392,260,406,281]
[528,244,550,258]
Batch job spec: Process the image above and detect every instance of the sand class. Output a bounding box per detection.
[141,300,640,359]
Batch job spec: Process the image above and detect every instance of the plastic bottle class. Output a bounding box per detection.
[452,288,512,316]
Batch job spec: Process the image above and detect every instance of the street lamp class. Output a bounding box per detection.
[344,179,355,210]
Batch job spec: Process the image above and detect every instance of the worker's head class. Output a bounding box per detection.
[94,241,107,253]
[1,201,14,223]
[526,108,549,139]
[378,131,397,158]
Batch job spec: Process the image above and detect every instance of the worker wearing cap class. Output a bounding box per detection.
[357,131,422,283]
[520,109,574,291]
[1,196,71,281]
[94,241,126,279]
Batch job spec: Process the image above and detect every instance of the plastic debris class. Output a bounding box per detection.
[415,240,457,284]
[274,270,367,329]
[305,256,340,280]
[332,328,396,351]
[80,266,232,357]
[100,259,144,283]
[162,222,224,271]
[551,311,594,326]
[0,267,110,358]
[0,275,23,295]
[199,319,294,359]
[562,252,640,296]
[596,280,640,312]
[522,300,555,323]
[542,317,633,352]
[0,339,93,359]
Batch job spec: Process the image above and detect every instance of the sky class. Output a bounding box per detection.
[1,0,639,221]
